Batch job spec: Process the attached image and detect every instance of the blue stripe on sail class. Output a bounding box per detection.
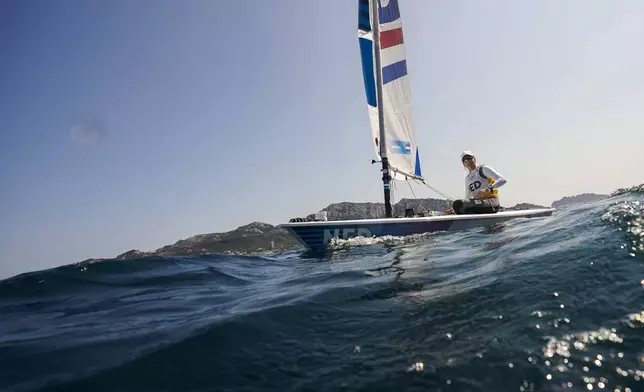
[414,147,422,177]
[382,60,407,84]
[358,15,370,31]
[378,0,401,24]
[358,0,370,32]
[359,37,377,107]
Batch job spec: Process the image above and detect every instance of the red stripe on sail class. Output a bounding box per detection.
[380,28,404,49]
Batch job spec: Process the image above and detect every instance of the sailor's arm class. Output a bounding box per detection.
[482,166,507,189]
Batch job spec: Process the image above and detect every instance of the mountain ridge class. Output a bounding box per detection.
[551,193,609,208]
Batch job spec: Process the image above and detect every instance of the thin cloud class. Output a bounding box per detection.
[69,123,101,146]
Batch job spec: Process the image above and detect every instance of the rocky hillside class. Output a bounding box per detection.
[551,193,608,209]
[610,183,644,198]
[305,198,452,221]
[152,222,299,256]
[110,222,300,260]
[503,203,548,211]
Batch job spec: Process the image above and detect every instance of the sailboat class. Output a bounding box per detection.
[278,0,554,251]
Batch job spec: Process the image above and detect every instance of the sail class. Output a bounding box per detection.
[358,0,422,180]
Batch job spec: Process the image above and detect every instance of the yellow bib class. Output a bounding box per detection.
[478,177,499,199]
[477,165,499,199]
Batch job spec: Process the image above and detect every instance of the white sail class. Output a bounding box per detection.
[358,0,422,180]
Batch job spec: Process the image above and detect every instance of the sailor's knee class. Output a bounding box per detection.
[452,199,465,214]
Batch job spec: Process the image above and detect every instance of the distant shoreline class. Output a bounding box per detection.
[82,192,616,262]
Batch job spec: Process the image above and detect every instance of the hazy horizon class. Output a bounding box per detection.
[1,0,643,278]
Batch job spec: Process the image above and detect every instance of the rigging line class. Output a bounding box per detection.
[406,179,430,215]
[420,181,457,202]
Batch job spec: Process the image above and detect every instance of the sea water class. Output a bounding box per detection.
[1,188,643,392]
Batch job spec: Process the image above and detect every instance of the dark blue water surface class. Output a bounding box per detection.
[2,190,643,392]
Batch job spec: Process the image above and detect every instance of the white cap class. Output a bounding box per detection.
[460,150,475,160]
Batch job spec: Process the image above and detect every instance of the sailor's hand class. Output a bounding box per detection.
[477,188,492,198]
[444,208,455,215]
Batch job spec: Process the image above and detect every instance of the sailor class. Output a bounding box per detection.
[446,151,507,215]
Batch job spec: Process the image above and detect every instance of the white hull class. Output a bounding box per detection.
[279,208,555,250]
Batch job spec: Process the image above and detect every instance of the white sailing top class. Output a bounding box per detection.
[465,165,507,199]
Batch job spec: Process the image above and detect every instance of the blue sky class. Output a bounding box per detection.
[1,0,643,278]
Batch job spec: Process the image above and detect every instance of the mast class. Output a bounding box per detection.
[370,0,393,218]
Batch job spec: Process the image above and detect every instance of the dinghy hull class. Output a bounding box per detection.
[279,208,555,251]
